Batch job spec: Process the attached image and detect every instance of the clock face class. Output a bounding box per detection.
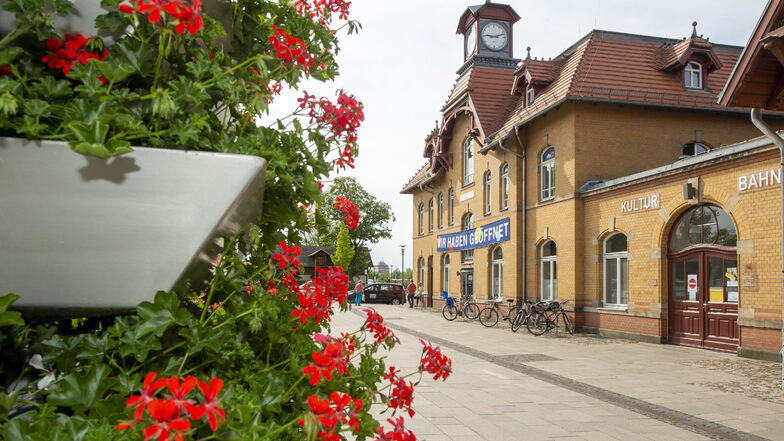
[481,22,508,51]
[465,25,476,58]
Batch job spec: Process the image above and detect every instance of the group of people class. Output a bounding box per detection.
[352,279,424,307]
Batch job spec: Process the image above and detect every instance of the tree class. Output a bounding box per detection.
[332,223,355,270]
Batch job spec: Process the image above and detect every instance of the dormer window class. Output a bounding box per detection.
[684,62,702,89]
[680,141,710,159]
[525,85,535,106]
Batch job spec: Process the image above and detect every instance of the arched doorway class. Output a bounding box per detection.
[668,204,739,352]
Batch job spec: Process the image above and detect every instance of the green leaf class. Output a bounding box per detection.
[32,76,73,98]
[0,92,18,116]
[3,418,30,441]
[94,10,127,32]
[67,120,108,144]
[24,99,50,117]
[112,38,154,74]
[0,47,23,66]
[0,390,19,418]
[47,364,113,412]
[69,141,112,159]
[152,88,176,118]
[0,293,23,327]
[135,291,189,338]
[97,61,134,84]
[117,330,161,362]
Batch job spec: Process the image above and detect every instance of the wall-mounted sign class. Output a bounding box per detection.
[436,217,510,252]
[686,274,698,301]
[738,167,781,192]
[620,194,659,214]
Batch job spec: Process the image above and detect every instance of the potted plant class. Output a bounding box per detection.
[0,0,361,312]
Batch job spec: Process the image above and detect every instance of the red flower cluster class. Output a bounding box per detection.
[120,0,204,35]
[293,0,352,27]
[302,334,354,385]
[290,266,349,324]
[334,195,360,230]
[299,392,363,441]
[298,91,364,169]
[0,65,11,76]
[272,240,302,273]
[375,416,416,441]
[382,367,415,418]
[269,25,315,69]
[116,372,225,440]
[362,308,397,347]
[419,339,452,381]
[41,34,108,75]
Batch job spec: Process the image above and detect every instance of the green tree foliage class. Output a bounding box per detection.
[332,223,355,270]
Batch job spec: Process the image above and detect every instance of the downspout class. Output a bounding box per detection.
[749,108,784,382]
[514,125,526,304]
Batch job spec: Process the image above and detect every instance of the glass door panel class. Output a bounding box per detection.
[685,258,699,301]
[672,261,685,301]
[725,259,738,303]
[708,256,724,303]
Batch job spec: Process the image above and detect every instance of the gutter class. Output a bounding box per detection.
[514,125,526,303]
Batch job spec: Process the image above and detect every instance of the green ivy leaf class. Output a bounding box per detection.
[24,99,50,117]
[32,76,72,98]
[96,61,135,84]
[117,329,161,362]
[47,364,113,413]
[3,418,30,441]
[0,293,23,327]
[112,38,154,75]
[0,47,23,66]
[135,291,190,339]
[94,10,127,33]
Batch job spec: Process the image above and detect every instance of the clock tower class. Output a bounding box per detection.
[457,1,520,74]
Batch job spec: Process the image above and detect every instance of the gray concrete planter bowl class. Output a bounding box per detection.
[0,138,266,316]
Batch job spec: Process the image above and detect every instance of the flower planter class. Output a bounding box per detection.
[0,137,266,316]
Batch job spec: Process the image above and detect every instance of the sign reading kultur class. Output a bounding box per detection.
[620,194,659,214]
[437,217,510,252]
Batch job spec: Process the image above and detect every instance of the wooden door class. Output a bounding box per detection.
[703,253,739,351]
[668,254,703,347]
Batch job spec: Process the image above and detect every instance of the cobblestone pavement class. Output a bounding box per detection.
[331,304,784,441]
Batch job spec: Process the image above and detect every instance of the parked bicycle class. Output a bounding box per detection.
[509,299,537,333]
[479,297,520,328]
[526,300,574,335]
[442,294,480,321]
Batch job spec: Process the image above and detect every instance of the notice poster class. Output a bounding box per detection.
[726,267,739,302]
[687,274,698,301]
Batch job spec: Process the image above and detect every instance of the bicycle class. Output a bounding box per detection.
[479,298,519,328]
[441,294,480,321]
[510,299,537,333]
[527,300,574,335]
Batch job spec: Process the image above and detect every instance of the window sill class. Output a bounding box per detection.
[462,182,475,190]
[539,196,554,203]
[584,306,628,314]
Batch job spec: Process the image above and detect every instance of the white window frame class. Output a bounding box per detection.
[525,85,534,107]
[442,254,450,294]
[501,163,509,210]
[684,62,702,89]
[463,137,474,186]
[417,203,424,235]
[491,246,503,298]
[540,241,557,301]
[462,213,474,262]
[540,147,555,201]
[448,188,455,225]
[418,257,425,286]
[484,171,492,214]
[437,192,443,228]
[603,233,628,307]
[428,198,434,232]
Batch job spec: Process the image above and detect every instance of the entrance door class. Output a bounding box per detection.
[668,251,739,351]
[461,270,473,299]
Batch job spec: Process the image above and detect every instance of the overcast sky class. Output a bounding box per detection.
[267,0,768,272]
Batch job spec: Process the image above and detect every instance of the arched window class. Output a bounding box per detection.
[462,213,474,262]
[500,163,509,210]
[448,188,455,225]
[437,192,443,228]
[540,147,555,201]
[484,171,492,214]
[604,233,628,307]
[428,198,434,232]
[541,240,557,301]
[669,205,737,252]
[491,246,503,298]
[684,62,702,89]
[441,254,450,295]
[417,203,424,236]
[417,257,425,287]
[463,137,474,186]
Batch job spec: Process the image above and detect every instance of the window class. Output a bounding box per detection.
[442,254,450,294]
[437,192,443,228]
[316,254,327,267]
[463,137,474,185]
[428,198,434,232]
[681,141,710,158]
[501,163,509,210]
[417,203,424,235]
[603,233,628,307]
[669,204,737,252]
[525,85,534,106]
[684,62,702,89]
[484,171,492,214]
[541,240,556,301]
[417,257,425,286]
[461,213,474,262]
[540,146,555,201]
[491,246,503,298]
[448,188,455,225]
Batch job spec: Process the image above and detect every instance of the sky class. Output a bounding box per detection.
[268,0,768,273]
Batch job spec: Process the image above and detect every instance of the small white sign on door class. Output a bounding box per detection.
[687,274,698,301]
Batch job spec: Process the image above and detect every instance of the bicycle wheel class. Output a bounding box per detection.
[560,312,574,335]
[505,306,520,329]
[479,307,499,327]
[463,303,480,320]
[526,312,547,336]
[442,304,458,321]
[510,309,525,332]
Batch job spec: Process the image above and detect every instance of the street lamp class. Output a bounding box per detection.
[399,245,406,285]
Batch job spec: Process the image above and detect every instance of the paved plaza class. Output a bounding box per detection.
[331,304,784,441]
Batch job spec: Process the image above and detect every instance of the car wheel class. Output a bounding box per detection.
[390,297,402,305]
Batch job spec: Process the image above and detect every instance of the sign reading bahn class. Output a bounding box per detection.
[436,217,510,252]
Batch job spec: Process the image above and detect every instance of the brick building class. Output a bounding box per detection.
[402,1,784,359]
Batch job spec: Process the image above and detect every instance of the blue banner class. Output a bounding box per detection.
[436,217,510,252]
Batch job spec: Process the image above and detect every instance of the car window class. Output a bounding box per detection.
[364,285,377,294]
[378,285,391,294]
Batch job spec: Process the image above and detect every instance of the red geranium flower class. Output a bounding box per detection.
[143,399,191,441]
[333,195,360,230]
[126,372,168,421]
[188,377,225,431]
[419,339,452,381]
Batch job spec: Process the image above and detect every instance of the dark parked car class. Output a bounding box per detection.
[348,283,405,305]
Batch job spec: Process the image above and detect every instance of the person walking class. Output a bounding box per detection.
[406,280,416,308]
[415,282,424,307]
[354,280,363,306]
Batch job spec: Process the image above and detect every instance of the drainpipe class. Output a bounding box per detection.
[514,126,526,304]
[749,108,784,388]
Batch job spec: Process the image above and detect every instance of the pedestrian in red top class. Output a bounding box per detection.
[354,280,363,306]
[406,280,416,308]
